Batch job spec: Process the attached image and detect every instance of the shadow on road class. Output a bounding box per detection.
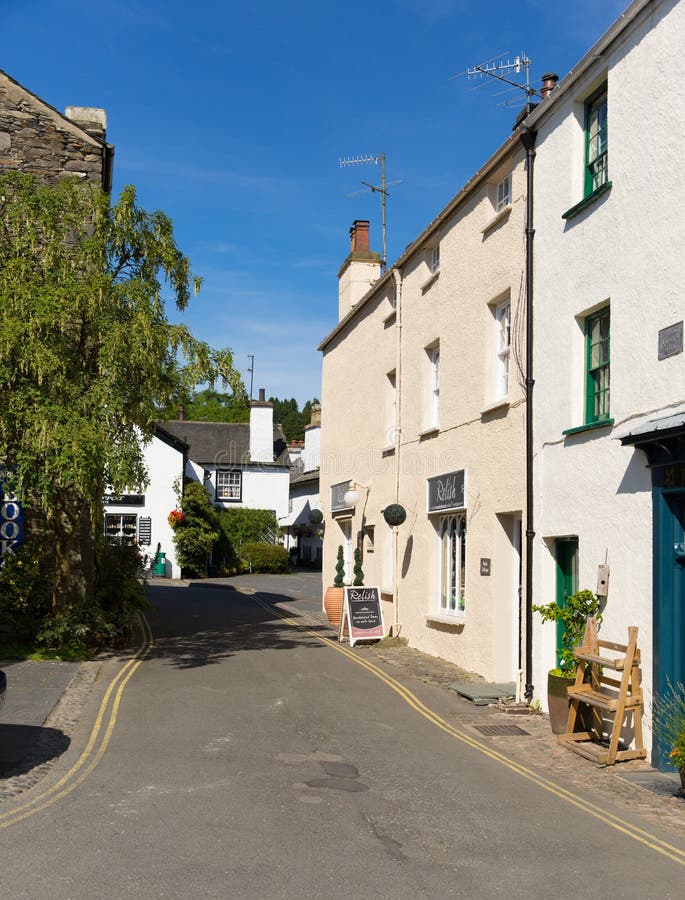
[146,587,329,671]
[0,724,70,778]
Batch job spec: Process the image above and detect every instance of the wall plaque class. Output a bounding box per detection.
[658,321,683,360]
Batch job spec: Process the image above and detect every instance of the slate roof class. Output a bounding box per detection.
[160,420,289,468]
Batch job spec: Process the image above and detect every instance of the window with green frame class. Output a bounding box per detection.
[585,307,610,423]
[585,85,608,196]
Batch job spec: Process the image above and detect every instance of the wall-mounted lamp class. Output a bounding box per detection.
[343,486,360,507]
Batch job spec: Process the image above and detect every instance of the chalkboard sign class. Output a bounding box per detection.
[339,587,386,647]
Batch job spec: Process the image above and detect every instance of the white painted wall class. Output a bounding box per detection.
[530,0,685,753]
[321,139,528,683]
[104,433,185,579]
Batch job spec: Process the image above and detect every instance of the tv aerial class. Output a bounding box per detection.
[458,52,541,113]
[339,152,401,272]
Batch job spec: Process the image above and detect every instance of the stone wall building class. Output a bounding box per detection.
[0,68,113,189]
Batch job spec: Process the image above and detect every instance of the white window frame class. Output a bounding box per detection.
[216,470,242,502]
[439,514,466,617]
[496,174,512,213]
[495,300,511,400]
[386,369,397,445]
[104,513,137,544]
[429,243,440,275]
[426,343,440,429]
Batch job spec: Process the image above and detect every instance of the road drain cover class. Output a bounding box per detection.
[472,724,530,736]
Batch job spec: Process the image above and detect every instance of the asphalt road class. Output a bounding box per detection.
[0,577,683,899]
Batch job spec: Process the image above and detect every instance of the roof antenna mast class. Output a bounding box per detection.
[339,152,401,273]
[465,53,540,114]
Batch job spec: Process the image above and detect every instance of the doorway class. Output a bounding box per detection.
[654,486,685,769]
[555,538,578,669]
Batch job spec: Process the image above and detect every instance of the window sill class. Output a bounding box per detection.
[562,181,612,221]
[421,271,440,294]
[481,397,510,416]
[481,204,512,235]
[562,418,615,438]
[426,612,465,627]
[419,426,440,440]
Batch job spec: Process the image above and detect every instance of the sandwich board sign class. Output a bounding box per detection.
[339,586,386,647]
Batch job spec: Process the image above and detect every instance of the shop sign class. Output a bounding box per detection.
[0,490,23,563]
[330,480,352,513]
[104,494,145,506]
[427,469,465,513]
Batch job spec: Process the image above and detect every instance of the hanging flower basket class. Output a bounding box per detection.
[167,509,186,529]
[308,508,324,525]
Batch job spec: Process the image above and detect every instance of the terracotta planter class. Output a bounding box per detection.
[324,586,344,628]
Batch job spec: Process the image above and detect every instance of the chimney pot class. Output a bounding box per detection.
[258,388,266,402]
[350,220,370,253]
[540,73,559,100]
[178,405,185,421]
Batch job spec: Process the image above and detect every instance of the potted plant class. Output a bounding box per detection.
[533,589,602,734]
[652,679,685,793]
[353,547,364,586]
[324,545,345,627]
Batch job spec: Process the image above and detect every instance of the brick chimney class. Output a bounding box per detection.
[338,220,382,319]
[540,73,559,101]
[249,388,274,463]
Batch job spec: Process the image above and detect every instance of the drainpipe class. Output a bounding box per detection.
[392,267,403,636]
[520,125,537,703]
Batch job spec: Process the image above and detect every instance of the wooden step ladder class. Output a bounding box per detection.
[558,617,647,766]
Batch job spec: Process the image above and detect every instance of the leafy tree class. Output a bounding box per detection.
[269,396,320,442]
[158,386,250,423]
[0,172,240,612]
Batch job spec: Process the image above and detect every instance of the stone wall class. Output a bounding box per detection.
[0,71,107,186]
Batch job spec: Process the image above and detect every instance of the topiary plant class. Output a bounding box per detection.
[333,545,345,588]
[353,547,364,586]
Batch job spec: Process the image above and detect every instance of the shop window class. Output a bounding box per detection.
[105,513,137,544]
[440,514,466,616]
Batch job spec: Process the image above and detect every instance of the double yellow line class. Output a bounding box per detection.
[0,615,154,829]
[257,596,685,868]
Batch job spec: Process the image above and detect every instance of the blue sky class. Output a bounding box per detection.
[2,0,628,405]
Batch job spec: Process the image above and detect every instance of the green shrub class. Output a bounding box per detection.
[217,507,279,564]
[0,542,52,642]
[171,480,220,577]
[241,542,289,574]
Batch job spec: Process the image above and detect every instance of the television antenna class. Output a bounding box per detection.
[339,152,401,272]
[247,354,254,400]
[463,52,540,112]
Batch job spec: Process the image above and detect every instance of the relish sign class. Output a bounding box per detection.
[339,586,386,647]
[427,469,465,514]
